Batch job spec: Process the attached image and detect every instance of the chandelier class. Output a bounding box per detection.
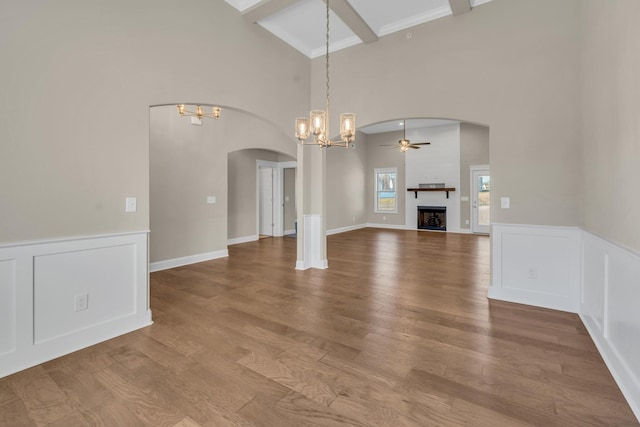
[294,0,355,148]
[177,104,221,121]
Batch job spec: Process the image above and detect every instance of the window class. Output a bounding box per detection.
[374,167,397,213]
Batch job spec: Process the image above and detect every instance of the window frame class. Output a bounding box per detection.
[374,167,398,214]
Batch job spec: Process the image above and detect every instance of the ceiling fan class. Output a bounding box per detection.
[381,120,431,152]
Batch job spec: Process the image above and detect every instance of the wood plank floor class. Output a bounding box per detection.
[1,228,638,426]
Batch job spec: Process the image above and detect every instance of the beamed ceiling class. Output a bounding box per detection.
[224,0,492,58]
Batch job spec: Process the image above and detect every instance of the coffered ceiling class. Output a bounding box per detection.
[224,0,492,58]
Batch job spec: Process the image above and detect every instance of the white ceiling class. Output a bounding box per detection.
[224,0,492,58]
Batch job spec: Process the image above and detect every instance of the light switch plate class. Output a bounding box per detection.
[207,196,216,204]
[460,196,469,202]
[501,197,510,209]
[125,197,137,212]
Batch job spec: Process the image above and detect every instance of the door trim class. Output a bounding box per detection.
[256,160,297,237]
[470,165,490,234]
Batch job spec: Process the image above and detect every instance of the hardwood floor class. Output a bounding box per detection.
[1,228,637,426]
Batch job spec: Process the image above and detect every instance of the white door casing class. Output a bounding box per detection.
[471,165,490,234]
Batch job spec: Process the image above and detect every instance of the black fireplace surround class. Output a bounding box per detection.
[418,206,447,231]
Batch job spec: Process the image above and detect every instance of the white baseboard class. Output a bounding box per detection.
[455,228,473,234]
[365,223,409,230]
[284,229,296,236]
[150,249,229,272]
[0,231,151,378]
[295,259,328,270]
[326,224,367,235]
[227,235,259,246]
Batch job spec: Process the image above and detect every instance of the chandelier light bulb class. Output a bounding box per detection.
[310,110,326,136]
[296,117,310,141]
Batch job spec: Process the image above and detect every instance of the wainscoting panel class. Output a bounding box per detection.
[0,232,152,378]
[298,214,327,270]
[0,259,16,355]
[33,244,137,344]
[581,231,640,420]
[489,224,581,312]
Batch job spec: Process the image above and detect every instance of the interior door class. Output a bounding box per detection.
[259,168,274,236]
[471,167,490,234]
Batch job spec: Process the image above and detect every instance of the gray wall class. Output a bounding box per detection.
[284,168,296,233]
[365,131,407,226]
[311,0,582,229]
[5,0,639,257]
[150,105,296,262]
[460,123,490,230]
[227,149,295,241]
[326,131,368,230]
[150,106,228,263]
[0,0,308,244]
[581,0,640,252]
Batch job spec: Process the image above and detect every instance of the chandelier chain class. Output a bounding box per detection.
[293,0,354,148]
[326,0,330,120]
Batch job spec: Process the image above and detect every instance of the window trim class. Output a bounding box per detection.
[374,167,398,214]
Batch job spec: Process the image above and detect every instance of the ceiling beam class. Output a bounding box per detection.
[448,0,471,16]
[242,0,300,23]
[324,0,378,44]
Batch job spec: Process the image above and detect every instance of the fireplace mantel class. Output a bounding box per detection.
[407,188,456,199]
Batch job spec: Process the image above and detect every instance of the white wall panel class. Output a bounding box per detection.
[297,214,327,270]
[34,245,137,344]
[0,259,16,355]
[489,224,580,312]
[581,233,606,333]
[580,231,640,421]
[608,248,640,377]
[0,232,151,378]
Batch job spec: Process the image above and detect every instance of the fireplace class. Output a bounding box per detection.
[418,206,447,231]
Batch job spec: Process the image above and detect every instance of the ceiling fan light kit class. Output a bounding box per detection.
[381,120,431,152]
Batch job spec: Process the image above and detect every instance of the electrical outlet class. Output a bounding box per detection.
[465,220,470,225]
[528,268,537,280]
[383,216,386,220]
[125,197,137,212]
[74,293,88,312]
[352,216,356,222]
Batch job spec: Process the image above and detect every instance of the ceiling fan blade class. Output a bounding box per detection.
[412,142,431,145]
[408,145,420,149]
[380,144,398,147]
